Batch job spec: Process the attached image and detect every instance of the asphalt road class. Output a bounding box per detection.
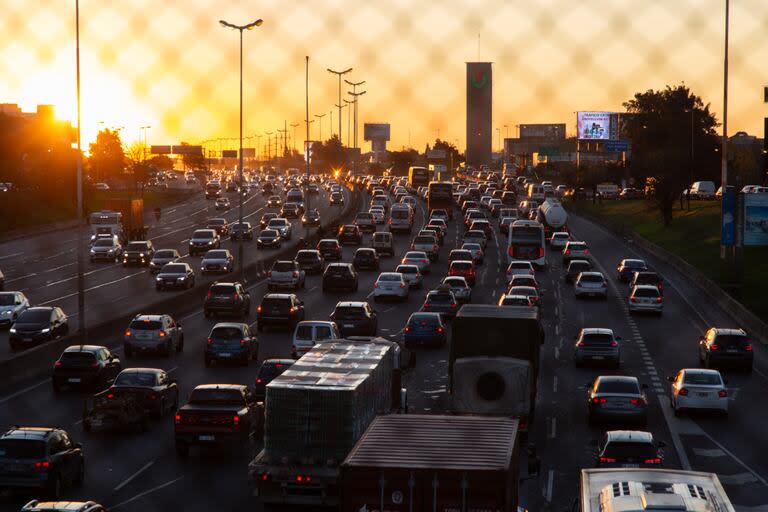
[1,189,767,511]
[0,181,341,362]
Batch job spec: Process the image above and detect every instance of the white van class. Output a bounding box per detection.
[291,321,341,359]
[689,181,716,199]
[389,204,414,233]
[526,183,546,202]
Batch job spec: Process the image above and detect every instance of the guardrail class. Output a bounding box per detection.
[0,183,363,393]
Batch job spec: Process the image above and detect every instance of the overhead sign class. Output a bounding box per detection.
[577,112,611,140]
[743,192,768,246]
[519,124,566,140]
[150,145,172,154]
[172,145,202,155]
[604,140,629,152]
[363,123,390,141]
[221,150,237,158]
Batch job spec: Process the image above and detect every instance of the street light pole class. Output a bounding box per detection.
[314,113,326,141]
[305,56,311,238]
[290,123,299,152]
[327,67,353,142]
[219,17,263,281]
[75,0,87,343]
[721,0,730,260]
[347,88,366,173]
[343,99,353,148]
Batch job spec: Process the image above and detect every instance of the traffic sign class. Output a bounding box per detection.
[604,140,629,152]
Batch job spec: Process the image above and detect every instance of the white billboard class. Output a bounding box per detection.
[577,112,611,140]
[744,193,768,246]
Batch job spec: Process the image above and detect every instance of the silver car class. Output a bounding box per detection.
[462,230,487,250]
[149,249,181,274]
[461,243,485,264]
[0,291,29,327]
[395,264,423,289]
[668,368,729,416]
[574,271,608,299]
[441,276,472,303]
[267,218,292,240]
[401,251,431,274]
[574,328,620,367]
[373,272,409,302]
[268,260,306,291]
[201,249,234,274]
[89,237,123,262]
[563,241,590,263]
[629,285,663,315]
[123,313,184,357]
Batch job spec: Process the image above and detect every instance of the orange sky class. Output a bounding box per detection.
[1,0,766,152]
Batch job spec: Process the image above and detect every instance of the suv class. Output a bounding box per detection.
[201,249,234,274]
[574,328,621,368]
[372,232,394,256]
[204,322,258,366]
[294,250,324,273]
[268,260,305,291]
[256,293,305,331]
[0,427,84,498]
[354,212,376,233]
[122,240,155,267]
[189,229,220,256]
[330,301,378,336]
[628,285,663,315]
[353,248,380,271]
[322,263,359,293]
[267,218,292,240]
[630,271,663,295]
[123,314,184,357]
[338,224,363,245]
[89,237,122,262]
[206,218,230,236]
[230,222,254,241]
[698,327,753,371]
[291,321,341,359]
[52,345,122,391]
[254,359,295,400]
[594,431,663,468]
[563,241,589,263]
[0,291,29,328]
[317,239,342,260]
[204,281,251,318]
[574,272,608,299]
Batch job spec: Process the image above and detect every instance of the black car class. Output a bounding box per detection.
[52,345,121,392]
[256,294,305,332]
[230,222,254,241]
[9,307,69,350]
[155,263,195,291]
[294,250,324,274]
[256,229,282,249]
[122,240,155,267]
[105,368,179,418]
[204,281,251,317]
[698,327,753,371]
[330,301,378,337]
[630,271,663,295]
[253,359,294,401]
[317,239,342,260]
[0,427,84,499]
[337,224,362,245]
[330,191,344,205]
[322,263,359,293]
[280,203,300,219]
[260,212,278,229]
[302,208,321,227]
[352,248,380,271]
[565,259,593,283]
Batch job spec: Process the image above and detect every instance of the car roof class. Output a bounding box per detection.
[711,328,747,336]
[319,238,340,243]
[631,284,659,292]
[262,293,295,299]
[597,375,639,384]
[578,272,604,278]
[404,251,427,257]
[117,367,163,375]
[210,281,238,287]
[193,384,246,391]
[409,312,441,320]
[443,276,468,284]
[22,502,103,512]
[355,248,376,253]
[581,328,614,335]
[681,368,722,377]
[335,301,367,307]
[622,258,646,265]
[63,345,106,354]
[568,259,591,266]
[25,306,54,312]
[2,427,58,440]
[261,358,295,366]
[605,430,654,444]
[296,320,335,327]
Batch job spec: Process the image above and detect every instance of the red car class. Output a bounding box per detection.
[448,260,477,286]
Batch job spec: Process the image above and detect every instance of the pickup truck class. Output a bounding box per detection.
[411,234,440,262]
[174,384,261,457]
[267,260,305,291]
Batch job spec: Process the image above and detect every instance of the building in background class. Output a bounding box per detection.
[363,123,390,163]
[465,62,492,168]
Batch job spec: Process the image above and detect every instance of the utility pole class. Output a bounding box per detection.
[721,0,730,260]
[75,0,87,343]
[347,88,366,173]
[290,123,299,152]
[327,67,353,141]
[344,99,354,148]
[265,131,273,162]
[305,55,311,237]
[314,113,326,141]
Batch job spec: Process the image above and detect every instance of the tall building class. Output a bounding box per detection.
[465,62,492,168]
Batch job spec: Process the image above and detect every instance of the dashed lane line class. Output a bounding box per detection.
[114,461,155,491]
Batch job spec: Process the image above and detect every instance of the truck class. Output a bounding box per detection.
[248,339,406,507]
[427,181,454,220]
[580,468,735,512]
[340,414,521,512]
[449,305,544,434]
[88,198,146,244]
[536,198,568,237]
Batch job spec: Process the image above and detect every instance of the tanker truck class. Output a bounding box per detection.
[536,197,568,237]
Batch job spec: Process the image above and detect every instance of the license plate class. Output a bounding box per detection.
[165,280,174,284]
[219,353,231,358]
[68,378,81,383]
[727,349,738,353]
[199,435,215,441]
[23,338,32,342]
[591,356,604,360]
[623,463,639,468]
[344,324,354,328]
[697,392,709,397]
[91,419,102,427]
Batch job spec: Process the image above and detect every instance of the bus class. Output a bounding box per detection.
[427,181,454,219]
[408,166,430,189]
[507,219,546,268]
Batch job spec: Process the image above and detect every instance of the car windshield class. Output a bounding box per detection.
[18,309,50,322]
[633,287,659,298]
[193,231,214,239]
[444,278,466,288]
[452,251,473,259]
[319,241,338,248]
[162,264,186,273]
[232,223,249,229]
[115,372,157,387]
[258,362,291,379]
[334,307,365,318]
[502,296,529,305]
[405,252,426,259]
[409,314,439,326]
[356,213,372,220]
[397,266,418,274]
[129,319,162,330]
[209,285,236,294]
[206,250,228,259]
[0,439,46,459]
[452,262,472,270]
[295,325,314,340]
[154,250,176,258]
[373,234,390,242]
[428,294,453,303]
[261,230,278,237]
[0,294,15,306]
[582,333,614,345]
[208,219,225,226]
[211,326,244,340]
[684,372,722,385]
[569,262,591,272]
[580,274,604,283]
[268,220,288,227]
[189,388,244,405]
[602,441,657,459]
[624,260,646,268]
[273,262,295,272]
[716,334,749,348]
[568,243,587,250]
[510,262,531,269]
[94,239,114,247]
[296,251,319,261]
[127,242,149,251]
[597,380,640,394]
[61,351,97,363]
[378,274,401,282]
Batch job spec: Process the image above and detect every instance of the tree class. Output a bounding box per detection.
[430,138,464,165]
[147,154,173,171]
[389,149,419,175]
[178,142,206,171]
[311,135,346,172]
[88,129,125,180]
[622,85,719,225]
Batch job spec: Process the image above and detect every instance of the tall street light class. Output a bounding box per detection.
[343,99,354,148]
[75,0,86,343]
[347,88,366,173]
[314,113,326,141]
[720,0,730,260]
[327,67,352,140]
[219,16,263,281]
[290,123,299,151]
[140,125,151,163]
[305,56,311,238]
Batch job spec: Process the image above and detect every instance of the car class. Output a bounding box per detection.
[373,272,409,302]
[469,219,494,240]
[506,261,535,281]
[548,232,570,250]
[427,218,448,237]
[204,281,251,317]
[507,274,539,292]
[630,271,663,295]
[354,212,376,233]
[338,224,363,245]
[429,209,449,222]
[422,286,459,318]
[463,209,486,229]
[215,197,231,210]
[565,259,592,283]
[314,239,340,261]
[462,230,487,250]
[563,241,589,263]
[499,208,519,220]
[587,375,648,425]
[291,321,341,359]
[105,367,179,418]
[489,199,504,217]
[353,248,380,271]
[0,268,4,290]
[20,501,106,512]
[294,249,324,274]
[149,249,181,274]
[617,258,648,282]
[698,327,753,371]
[256,293,305,332]
[499,216,516,235]
[123,314,184,357]
[395,264,423,289]
[575,271,608,299]
[448,260,477,287]
[574,328,621,367]
[52,345,122,391]
[421,226,444,246]
[0,427,84,498]
[403,312,446,348]
[369,207,386,225]
[498,294,535,307]
[441,276,472,303]
[201,249,234,274]
[206,218,230,236]
[401,251,431,274]
[460,242,485,265]
[372,231,394,256]
[330,191,345,205]
[301,208,321,227]
[9,306,69,350]
[280,203,300,219]
[260,212,278,229]
[267,218,292,240]
[122,240,155,267]
[505,286,541,309]
[668,368,729,416]
[189,229,221,256]
[89,237,122,262]
[254,359,295,400]
[594,430,664,468]
[268,260,305,291]
[155,263,195,291]
[230,222,254,241]
[628,285,663,315]
[0,291,29,328]
[449,249,474,265]
[322,263,359,293]
[94,182,110,190]
[204,322,259,366]
[330,301,378,336]
[256,229,282,249]
[267,195,283,208]
[411,233,440,262]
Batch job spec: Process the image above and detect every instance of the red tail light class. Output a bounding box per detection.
[507,247,514,257]
[399,283,406,288]
[260,473,269,481]
[576,341,584,347]
[174,413,181,424]
[644,457,662,464]
[592,397,607,404]
[599,457,616,463]
[584,249,590,255]
[158,330,167,337]
[630,297,637,302]
[106,393,115,399]
[718,389,728,398]
[148,393,157,400]
[564,249,571,255]
[745,344,753,352]
[54,361,62,368]
[709,344,719,351]
[234,292,241,301]
[289,307,296,314]
[404,326,412,333]
[232,415,240,424]
[450,303,458,309]
[257,305,262,313]
[678,388,689,396]
[629,398,641,405]
[423,302,429,308]
[293,271,299,278]
[256,378,263,384]
[656,296,663,303]
[538,247,544,258]
[124,329,132,337]
[611,340,619,347]
[34,461,50,470]
[207,337,213,345]
[240,339,247,347]
[374,282,379,288]
[436,326,444,333]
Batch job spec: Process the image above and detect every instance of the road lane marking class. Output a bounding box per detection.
[545,469,554,502]
[657,394,692,470]
[114,460,155,491]
[549,417,556,438]
[0,378,51,404]
[110,476,183,509]
[693,447,726,457]
[552,376,558,393]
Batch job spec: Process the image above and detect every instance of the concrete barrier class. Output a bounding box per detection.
[0,185,363,393]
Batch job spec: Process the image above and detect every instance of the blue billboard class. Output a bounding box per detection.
[721,190,736,247]
[743,193,768,246]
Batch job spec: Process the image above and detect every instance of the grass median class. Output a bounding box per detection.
[574,199,768,319]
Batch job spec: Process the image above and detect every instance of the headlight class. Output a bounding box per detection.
[1,310,10,316]
[107,250,114,254]
[139,253,145,258]
[90,249,96,254]
[177,276,186,281]
[41,328,50,333]
[156,277,162,281]
[9,328,16,333]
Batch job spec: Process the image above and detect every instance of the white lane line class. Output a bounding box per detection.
[693,447,726,457]
[0,378,51,405]
[545,469,554,502]
[549,417,557,439]
[554,347,559,360]
[114,460,155,491]
[0,251,25,260]
[657,394,692,470]
[552,376,558,393]
[110,476,183,509]
[39,270,148,305]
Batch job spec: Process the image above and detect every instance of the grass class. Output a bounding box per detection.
[575,199,768,319]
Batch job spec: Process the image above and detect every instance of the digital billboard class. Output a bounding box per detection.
[743,193,768,246]
[363,123,390,141]
[577,112,611,140]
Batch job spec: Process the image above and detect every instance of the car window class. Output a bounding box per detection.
[715,334,749,348]
[273,261,296,272]
[115,372,157,386]
[579,274,604,283]
[428,294,453,303]
[18,309,51,323]
[155,250,176,258]
[189,388,245,405]
[451,262,472,270]
[597,379,640,394]
[335,306,365,318]
[601,441,656,459]
[210,326,245,339]
[633,287,659,298]
[582,333,614,345]
[0,439,46,458]
[683,372,722,385]
[295,325,314,340]
[206,250,228,258]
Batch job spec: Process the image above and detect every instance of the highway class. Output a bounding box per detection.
[1,184,768,511]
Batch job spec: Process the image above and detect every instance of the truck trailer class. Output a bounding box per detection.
[89,198,146,244]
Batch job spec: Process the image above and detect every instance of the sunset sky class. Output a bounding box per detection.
[1,0,766,153]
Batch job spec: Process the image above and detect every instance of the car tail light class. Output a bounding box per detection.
[745,344,753,352]
[611,340,619,347]
[232,415,240,425]
[656,296,663,303]
[644,457,662,464]
[256,378,263,384]
[207,337,213,345]
[678,388,689,396]
[159,330,167,337]
[174,413,181,424]
[584,249,590,255]
[436,326,444,333]
[592,397,607,404]
[260,473,269,482]
[106,393,115,399]
[629,398,641,405]
[293,271,299,278]
[599,457,616,463]
[54,360,62,368]
[374,282,379,288]
[240,339,247,347]
[423,302,429,308]
[404,326,412,333]
[148,393,157,400]
[630,297,637,302]
[34,461,50,470]
[295,475,312,482]
[450,303,458,309]
[576,341,584,347]
[718,389,728,398]
[709,344,719,351]
[124,329,132,337]
[421,259,429,263]
[564,249,571,255]
[399,283,406,288]
[289,307,296,314]
[507,247,514,257]
[257,305,262,313]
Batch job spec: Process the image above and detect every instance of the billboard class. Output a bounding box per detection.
[743,193,768,246]
[150,145,172,154]
[466,62,492,167]
[363,123,390,141]
[721,189,736,247]
[519,123,566,140]
[577,112,611,140]
[172,145,203,155]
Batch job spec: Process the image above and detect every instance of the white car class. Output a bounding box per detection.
[549,232,570,250]
[669,368,728,416]
[506,261,535,281]
[629,285,663,315]
[461,243,484,264]
[369,207,385,224]
[0,292,30,328]
[574,271,608,299]
[267,218,292,240]
[401,251,431,274]
[395,264,423,289]
[292,321,341,359]
[373,272,409,302]
[441,276,472,303]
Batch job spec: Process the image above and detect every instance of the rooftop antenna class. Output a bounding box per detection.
[477,33,480,60]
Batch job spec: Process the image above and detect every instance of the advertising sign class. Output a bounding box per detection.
[604,140,629,152]
[519,124,566,140]
[172,145,202,155]
[721,189,736,247]
[363,123,390,141]
[304,141,317,163]
[743,193,768,246]
[577,112,611,140]
[426,149,447,160]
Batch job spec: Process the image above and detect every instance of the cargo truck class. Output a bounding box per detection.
[88,198,146,244]
[449,305,544,433]
[248,339,407,507]
[536,198,568,237]
[427,181,454,220]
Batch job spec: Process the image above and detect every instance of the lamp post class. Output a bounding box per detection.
[290,123,299,152]
[305,56,311,237]
[327,67,353,141]
[720,0,730,260]
[140,125,151,163]
[314,113,326,141]
[219,16,263,281]
[75,0,87,343]
[343,99,354,148]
